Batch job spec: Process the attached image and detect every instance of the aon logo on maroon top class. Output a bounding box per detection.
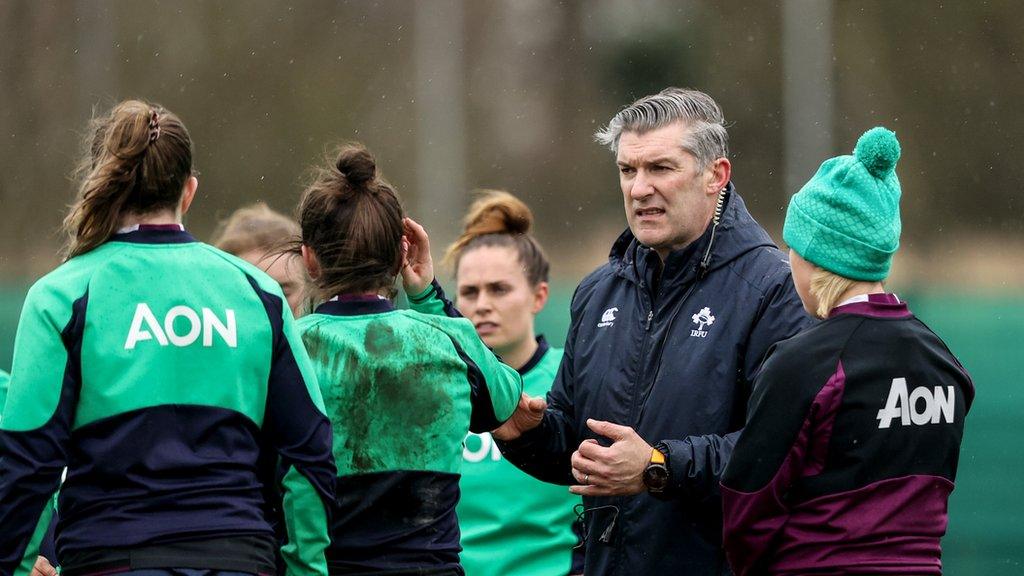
[124,303,237,350]
[876,377,955,429]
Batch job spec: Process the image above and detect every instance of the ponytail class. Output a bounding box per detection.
[63,100,193,259]
[445,190,549,286]
[297,143,405,300]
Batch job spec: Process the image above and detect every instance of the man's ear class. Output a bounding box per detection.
[532,281,550,315]
[705,157,732,195]
[179,176,199,216]
[301,245,321,280]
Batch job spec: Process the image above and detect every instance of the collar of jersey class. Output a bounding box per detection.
[517,335,550,375]
[109,224,197,245]
[315,295,396,316]
[828,292,910,319]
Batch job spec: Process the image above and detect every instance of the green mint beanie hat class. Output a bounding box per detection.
[783,126,902,281]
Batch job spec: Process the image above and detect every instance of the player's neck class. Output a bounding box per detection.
[499,335,539,372]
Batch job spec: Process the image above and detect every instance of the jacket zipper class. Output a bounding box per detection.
[628,289,657,424]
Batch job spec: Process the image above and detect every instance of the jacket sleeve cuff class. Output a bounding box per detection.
[654,432,737,501]
[654,438,695,501]
[495,419,550,455]
[495,415,576,486]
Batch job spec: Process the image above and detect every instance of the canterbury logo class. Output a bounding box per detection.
[125,303,237,349]
[876,377,955,429]
[597,307,618,328]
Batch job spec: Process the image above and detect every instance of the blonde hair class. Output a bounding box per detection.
[809,267,858,319]
[212,202,299,256]
[444,190,549,286]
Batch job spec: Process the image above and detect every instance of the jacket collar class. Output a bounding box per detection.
[610,183,777,287]
[109,224,197,245]
[517,335,550,376]
[828,292,911,319]
[315,294,396,316]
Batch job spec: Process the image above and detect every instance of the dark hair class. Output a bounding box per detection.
[213,202,300,257]
[298,143,404,299]
[445,190,549,286]
[63,99,193,259]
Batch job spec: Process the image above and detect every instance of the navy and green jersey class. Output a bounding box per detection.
[1,369,54,576]
[0,226,336,576]
[0,369,9,411]
[458,338,583,576]
[296,284,523,575]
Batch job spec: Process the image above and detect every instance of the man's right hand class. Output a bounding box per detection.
[491,393,546,440]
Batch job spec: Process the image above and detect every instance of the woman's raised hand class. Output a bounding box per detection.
[401,217,435,296]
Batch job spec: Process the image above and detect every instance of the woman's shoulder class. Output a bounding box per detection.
[754,317,859,397]
[397,309,477,335]
[25,244,129,308]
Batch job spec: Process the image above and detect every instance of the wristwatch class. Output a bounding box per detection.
[642,444,669,494]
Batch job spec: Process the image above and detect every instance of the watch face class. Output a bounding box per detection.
[644,464,669,490]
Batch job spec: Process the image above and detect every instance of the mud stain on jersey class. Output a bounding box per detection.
[302,318,461,475]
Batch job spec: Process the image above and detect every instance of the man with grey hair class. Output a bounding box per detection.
[495,88,810,575]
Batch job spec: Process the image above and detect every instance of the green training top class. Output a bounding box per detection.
[458,340,582,576]
[0,227,335,576]
[0,369,52,576]
[296,288,523,574]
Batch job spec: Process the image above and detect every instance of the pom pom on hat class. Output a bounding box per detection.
[854,126,901,178]
[783,126,903,281]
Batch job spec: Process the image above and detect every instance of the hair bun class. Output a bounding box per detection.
[335,144,377,186]
[463,190,532,237]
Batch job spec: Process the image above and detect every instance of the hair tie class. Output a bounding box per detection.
[148,110,161,143]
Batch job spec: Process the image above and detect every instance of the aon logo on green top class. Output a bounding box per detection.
[124,303,237,350]
[463,432,502,463]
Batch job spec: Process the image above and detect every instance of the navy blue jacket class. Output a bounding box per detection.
[499,187,812,576]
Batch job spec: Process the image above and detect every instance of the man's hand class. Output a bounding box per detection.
[569,418,653,496]
[401,217,434,296]
[491,393,547,441]
[31,556,56,576]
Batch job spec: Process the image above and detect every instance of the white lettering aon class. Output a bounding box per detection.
[124,303,237,349]
[463,432,503,463]
[876,377,955,429]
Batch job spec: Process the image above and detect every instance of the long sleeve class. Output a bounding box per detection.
[741,267,813,385]
[0,286,84,576]
[446,326,523,432]
[495,288,584,486]
[409,280,523,430]
[658,268,812,502]
[13,499,54,576]
[259,292,336,576]
[407,279,462,318]
[721,344,844,576]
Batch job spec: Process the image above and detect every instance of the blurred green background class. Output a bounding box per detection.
[1,1,1021,572]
